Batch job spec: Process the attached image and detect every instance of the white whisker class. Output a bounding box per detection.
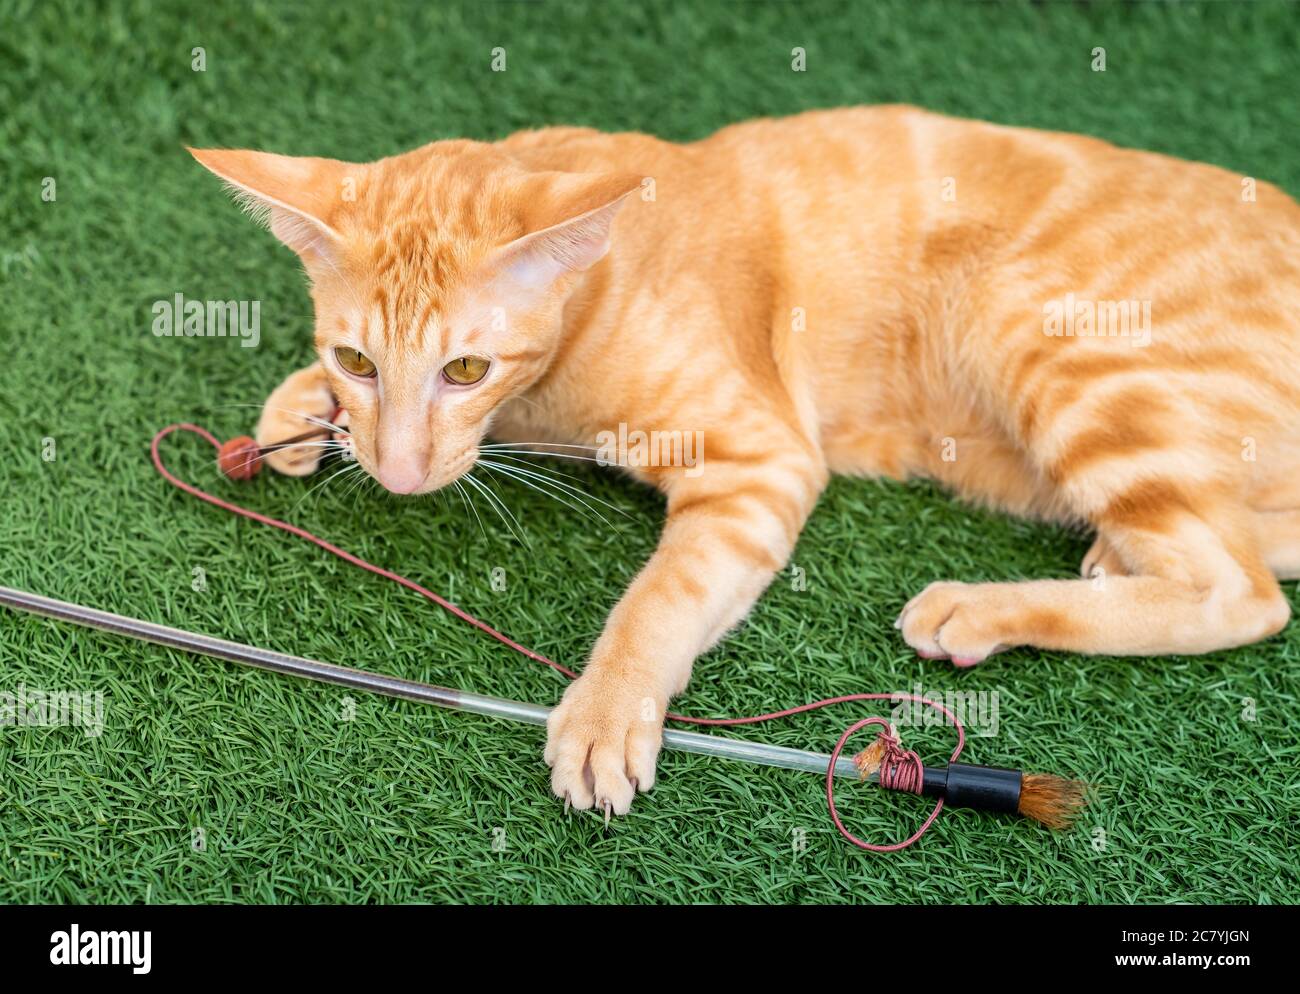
[476,448,605,465]
[288,410,351,437]
[478,460,618,530]
[479,461,602,526]
[337,460,373,502]
[463,472,528,545]
[204,402,351,438]
[478,457,631,520]
[290,460,364,515]
[477,452,593,488]
[451,478,486,537]
[473,471,531,545]
[479,441,597,452]
[262,440,346,453]
[230,404,353,439]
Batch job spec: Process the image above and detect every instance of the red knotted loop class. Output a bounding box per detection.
[825,700,962,852]
[875,728,925,794]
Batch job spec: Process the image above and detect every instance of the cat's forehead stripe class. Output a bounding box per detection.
[366,302,385,348]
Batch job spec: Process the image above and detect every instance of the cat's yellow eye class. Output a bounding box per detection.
[442,356,490,385]
[334,347,376,378]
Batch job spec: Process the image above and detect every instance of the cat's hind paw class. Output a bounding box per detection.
[896,581,1009,668]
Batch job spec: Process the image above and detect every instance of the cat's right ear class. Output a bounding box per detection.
[187,148,353,259]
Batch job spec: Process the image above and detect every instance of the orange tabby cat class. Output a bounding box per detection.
[190,105,1300,816]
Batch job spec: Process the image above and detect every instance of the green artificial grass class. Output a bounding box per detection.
[1,0,1298,904]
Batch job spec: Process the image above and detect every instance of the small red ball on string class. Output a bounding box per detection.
[217,436,262,481]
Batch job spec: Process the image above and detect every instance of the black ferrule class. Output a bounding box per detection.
[919,763,1022,813]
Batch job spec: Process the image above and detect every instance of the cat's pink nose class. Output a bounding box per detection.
[375,455,428,494]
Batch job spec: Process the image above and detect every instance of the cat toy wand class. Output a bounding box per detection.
[0,584,1084,848]
[0,418,1090,851]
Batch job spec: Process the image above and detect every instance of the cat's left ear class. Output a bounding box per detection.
[187,147,354,259]
[494,172,642,291]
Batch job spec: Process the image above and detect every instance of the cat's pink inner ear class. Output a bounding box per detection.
[498,175,640,290]
[187,147,351,258]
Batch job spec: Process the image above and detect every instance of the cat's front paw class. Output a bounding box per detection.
[544,670,663,819]
[896,581,1007,667]
[255,363,341,476]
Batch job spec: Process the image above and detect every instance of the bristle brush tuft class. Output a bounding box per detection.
[1017,773,1089,829]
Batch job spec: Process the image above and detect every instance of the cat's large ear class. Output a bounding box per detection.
[494,172,642,291]
[187,148,352,259]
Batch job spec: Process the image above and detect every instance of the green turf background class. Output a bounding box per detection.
[1,0,1297,904]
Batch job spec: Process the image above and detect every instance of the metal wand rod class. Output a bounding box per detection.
[0,586,865,780]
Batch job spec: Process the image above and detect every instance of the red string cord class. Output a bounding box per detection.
[151,421,966,852]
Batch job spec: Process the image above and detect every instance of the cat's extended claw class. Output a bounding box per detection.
[546,669,662,818]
